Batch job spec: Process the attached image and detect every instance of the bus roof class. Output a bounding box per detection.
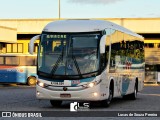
[43,19,143,38]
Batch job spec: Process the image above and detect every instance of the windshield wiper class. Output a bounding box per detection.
[72,55,83,78]
[50,54,63,76]
[50,44,65,76]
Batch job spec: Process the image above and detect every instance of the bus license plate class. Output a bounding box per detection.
[60,94,71,98]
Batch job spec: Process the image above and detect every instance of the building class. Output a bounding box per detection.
[0,18,160,82]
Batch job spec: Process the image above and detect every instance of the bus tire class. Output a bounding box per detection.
[101,86,113,107]
[50,100,62,107]
[123,82,137,100]
[129,84,137,100]
[27,76,36,86]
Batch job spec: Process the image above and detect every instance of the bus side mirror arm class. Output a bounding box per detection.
[29,35,40,54]
[100,35,106,54]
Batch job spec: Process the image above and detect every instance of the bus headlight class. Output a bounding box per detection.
[82,79,102,88]
[37,81,47,88]
[88,82,95,88]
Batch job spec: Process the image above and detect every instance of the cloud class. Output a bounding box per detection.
[68,0,124,4]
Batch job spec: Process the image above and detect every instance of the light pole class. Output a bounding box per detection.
[58,0,61,19]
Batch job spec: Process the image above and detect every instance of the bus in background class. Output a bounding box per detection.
[29,20,145,107]
[0,54,37,86]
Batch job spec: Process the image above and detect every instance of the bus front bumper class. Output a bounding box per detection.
[36,84,108,101]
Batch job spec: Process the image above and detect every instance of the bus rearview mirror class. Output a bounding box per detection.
[100,35,106,54]
[29,35,40,54]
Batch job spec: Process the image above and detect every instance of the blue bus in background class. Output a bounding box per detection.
[0,54,37,86]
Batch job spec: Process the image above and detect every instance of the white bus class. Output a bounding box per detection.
[29,20,145,107]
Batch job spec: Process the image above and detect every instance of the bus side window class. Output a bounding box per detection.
[20,56,36,66]
[110,29,116,71]
[0,57,4,65]
[105,29,111,66]
[105,46,109,64]
[109,30,122,72]
[5,56,19,66]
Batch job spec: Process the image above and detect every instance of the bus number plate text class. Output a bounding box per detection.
[60,94,71,98]
[51,82,64,86]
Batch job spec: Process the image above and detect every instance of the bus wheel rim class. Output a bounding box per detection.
[29,78,36,85]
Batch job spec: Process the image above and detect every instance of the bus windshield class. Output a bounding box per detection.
[38,32,102,79]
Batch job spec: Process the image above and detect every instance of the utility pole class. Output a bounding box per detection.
[58,0,61,19]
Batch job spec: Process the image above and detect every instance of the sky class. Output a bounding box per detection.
[0,0,160,19]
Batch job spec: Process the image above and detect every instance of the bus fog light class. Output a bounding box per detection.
[93,92,98,97]
[37,91,40,96]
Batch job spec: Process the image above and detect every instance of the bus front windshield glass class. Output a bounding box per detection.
[38,32,101,79]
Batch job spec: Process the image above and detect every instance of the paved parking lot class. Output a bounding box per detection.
[0,84,160,119]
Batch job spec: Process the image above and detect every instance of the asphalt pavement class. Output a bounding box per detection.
[0,84,160,119]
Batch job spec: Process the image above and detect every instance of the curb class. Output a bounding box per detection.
[144,84,160,86]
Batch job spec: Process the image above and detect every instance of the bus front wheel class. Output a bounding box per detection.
[101,88,113,107]
[27,76,36,86]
